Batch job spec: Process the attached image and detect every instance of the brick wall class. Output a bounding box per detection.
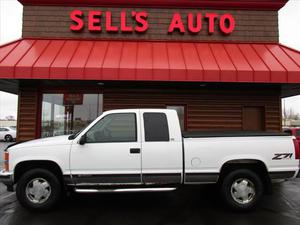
[22,6,279,42]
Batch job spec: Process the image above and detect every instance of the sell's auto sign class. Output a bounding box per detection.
[70,10,235,35]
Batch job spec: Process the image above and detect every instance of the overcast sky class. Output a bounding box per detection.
[0,0,300,119]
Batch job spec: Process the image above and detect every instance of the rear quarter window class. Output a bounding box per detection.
[143,113,170,142]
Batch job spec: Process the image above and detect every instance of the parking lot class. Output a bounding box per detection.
[0,142,300,225]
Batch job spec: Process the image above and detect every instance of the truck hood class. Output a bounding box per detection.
[9,135,72,150]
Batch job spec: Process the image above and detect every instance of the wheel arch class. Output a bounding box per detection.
[14,160,64,185]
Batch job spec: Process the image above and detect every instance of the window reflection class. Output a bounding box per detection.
[41,93,103,138]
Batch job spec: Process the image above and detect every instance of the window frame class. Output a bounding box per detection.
[84,113,138,144]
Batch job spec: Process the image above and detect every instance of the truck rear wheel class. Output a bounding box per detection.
[16,169,62,211]
[220,169,264,211]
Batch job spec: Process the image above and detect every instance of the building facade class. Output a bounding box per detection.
[1,0,300,141]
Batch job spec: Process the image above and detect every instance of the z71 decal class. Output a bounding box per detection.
[272,153,293,160]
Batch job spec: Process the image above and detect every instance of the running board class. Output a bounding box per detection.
[75,187,177,193]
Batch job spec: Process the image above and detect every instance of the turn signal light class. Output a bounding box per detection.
[3,151,9,171]
[293,139,300,160]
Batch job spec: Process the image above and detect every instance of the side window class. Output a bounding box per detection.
[0,128,4,131]
[143,113,169,142]
[86,113,137,143]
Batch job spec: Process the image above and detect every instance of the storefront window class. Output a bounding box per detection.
[166,106,186,131]
[41,93,103,138]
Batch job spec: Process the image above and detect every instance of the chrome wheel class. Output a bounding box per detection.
[25,178,52,204]
[231,178,255,204]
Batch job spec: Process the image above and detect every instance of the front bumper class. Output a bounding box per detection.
[0,170,14,191]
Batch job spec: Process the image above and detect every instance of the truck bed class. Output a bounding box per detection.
[182,131,290,138]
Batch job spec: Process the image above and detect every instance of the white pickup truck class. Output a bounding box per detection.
[1,109,300,211]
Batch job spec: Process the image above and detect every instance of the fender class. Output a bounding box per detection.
[218,154,269,173]
[11,156,70,175]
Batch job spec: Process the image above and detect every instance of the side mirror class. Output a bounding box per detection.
[79,135,86,145]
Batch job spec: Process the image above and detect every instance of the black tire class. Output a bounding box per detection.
[4,134,12,142]
[220,169,264,211]
[16,169,62,211]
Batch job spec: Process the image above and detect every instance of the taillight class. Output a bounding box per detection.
[3,151,9,171]
[293,138,300,160]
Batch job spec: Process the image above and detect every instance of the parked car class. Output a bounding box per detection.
[0,109,299,212]
[0,127,16,142]
[284,127,300,149]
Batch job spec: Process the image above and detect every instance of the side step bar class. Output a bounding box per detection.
[75,187,177,193]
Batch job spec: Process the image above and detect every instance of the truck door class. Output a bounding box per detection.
[141,110,183,185]
[70,111,142,185]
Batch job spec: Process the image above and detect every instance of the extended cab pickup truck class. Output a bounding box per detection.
[1,109,300,211]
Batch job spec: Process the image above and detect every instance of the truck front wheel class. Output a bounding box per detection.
[220,169,264,211]
[16,169,62,211]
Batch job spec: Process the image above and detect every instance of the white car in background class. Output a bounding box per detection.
[0,127,16,142]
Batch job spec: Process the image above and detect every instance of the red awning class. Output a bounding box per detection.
[0,39,300,83]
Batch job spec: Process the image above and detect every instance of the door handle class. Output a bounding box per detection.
[130,148,141,154]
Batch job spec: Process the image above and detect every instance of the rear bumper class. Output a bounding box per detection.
[0,170,14,191]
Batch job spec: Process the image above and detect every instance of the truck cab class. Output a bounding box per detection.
[69,109,183,186]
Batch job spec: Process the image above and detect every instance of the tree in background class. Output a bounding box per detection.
[283,107,300,127]
[4,115,16,121]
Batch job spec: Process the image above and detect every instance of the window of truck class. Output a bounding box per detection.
[296,129,300,137]
[85,113,137,143]
[143,113,169,142]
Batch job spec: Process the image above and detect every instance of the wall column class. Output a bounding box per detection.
[17,88,39,141]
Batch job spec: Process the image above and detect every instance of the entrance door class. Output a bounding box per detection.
[243,107,265,131]
[70,111,142,185]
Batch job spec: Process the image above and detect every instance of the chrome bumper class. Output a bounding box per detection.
[0,170,14,191]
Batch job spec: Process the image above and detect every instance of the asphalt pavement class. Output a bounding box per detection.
[0,142,300,225]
